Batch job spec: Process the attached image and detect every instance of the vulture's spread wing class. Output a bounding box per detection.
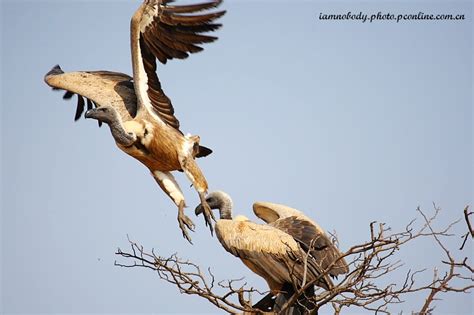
[270,216,349,277]
[131,0,225,131]
[253,202,324,230]
[253,202,349,277]
[44,65,137,123]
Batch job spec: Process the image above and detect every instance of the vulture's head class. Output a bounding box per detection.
[85,105,137,147]
[195,191,233,220]
[84,106,118,125]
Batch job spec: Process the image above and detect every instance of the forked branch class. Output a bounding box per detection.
[115,205,473,314]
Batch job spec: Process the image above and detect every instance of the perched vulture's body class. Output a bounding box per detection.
[195,191,349,313]
[44,0,226,242]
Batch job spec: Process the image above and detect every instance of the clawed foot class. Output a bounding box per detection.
[199,192,215,235]
[177,200,195,244]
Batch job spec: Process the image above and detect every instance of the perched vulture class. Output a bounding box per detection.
[195,191,349,313]
[44,0,226,242]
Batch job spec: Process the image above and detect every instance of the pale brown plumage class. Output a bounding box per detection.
[215,218,332,293]
[196,192,349,299]
[44,0,226,242]
[253,202,350,278]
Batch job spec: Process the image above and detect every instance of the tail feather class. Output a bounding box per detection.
[252,292,276,312]
[192,141,212,158]
[196,145,212,158]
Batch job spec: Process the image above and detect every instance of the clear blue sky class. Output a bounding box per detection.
[1,0,472,314]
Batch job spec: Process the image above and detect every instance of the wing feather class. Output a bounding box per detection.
[160,10,225,26]
[215,220,333,290]
[271,217,349,277]
[44,65,137,123]
[253,202,349,276]
[131,0,225,130]
[63,91,74,100]
[139,38,180,129]
[74,94,85,121]
[164,1,222,14]
[86,98,93,111]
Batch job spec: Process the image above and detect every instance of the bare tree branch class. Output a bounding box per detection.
[115,205,473,314]
[460,206,473,250]
[115,235,267,313]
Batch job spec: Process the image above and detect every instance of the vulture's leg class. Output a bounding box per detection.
[152,170,195,243]
[178,155,215,234]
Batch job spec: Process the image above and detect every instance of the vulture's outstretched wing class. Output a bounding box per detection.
[270,216,349,277]
[215,219,334,291]
[253,202,350,277]
[253,202,324,231]
[44,65,137,123]
[130,0,225,131]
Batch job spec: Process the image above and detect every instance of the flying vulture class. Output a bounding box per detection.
[44,0,226,242]
[195,191,349,313]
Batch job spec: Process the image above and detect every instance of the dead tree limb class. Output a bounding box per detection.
[115,236,266,313]
[460,205,473,250]
[115,205,473,314]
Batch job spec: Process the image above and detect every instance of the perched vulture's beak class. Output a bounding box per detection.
[195,203,204,216]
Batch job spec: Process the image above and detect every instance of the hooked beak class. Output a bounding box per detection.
[84,109,97,119]
[195,204,204,216]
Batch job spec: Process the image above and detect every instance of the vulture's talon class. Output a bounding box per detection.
[178,201,195,243]
[178,214,195,243]
[181,229,193,244]
[202,201,215,235]
[179,214,195,231]
[198,192,216,235]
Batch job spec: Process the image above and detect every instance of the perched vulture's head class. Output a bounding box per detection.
[195,191,233,219]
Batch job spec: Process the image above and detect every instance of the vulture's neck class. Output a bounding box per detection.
[108,119,136,147]
[219,198,233,220]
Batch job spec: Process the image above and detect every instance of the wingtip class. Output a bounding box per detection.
[211,0,224,8]
[44,64,64,84]
[46,64,64,76]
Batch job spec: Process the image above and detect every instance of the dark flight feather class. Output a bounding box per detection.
[139,37,180,129]
[63,91,74,99]
[164,1,222,14]
[140,0,225,64]
[174,23,222,34]
[87,98,93,111]
[74,95,85,121]
[136,0,225,130]
[271,216,349,277]
[161,11,225,26]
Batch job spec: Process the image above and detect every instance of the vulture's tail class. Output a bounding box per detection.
[252,292,276,312]
[196,145,213,158]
